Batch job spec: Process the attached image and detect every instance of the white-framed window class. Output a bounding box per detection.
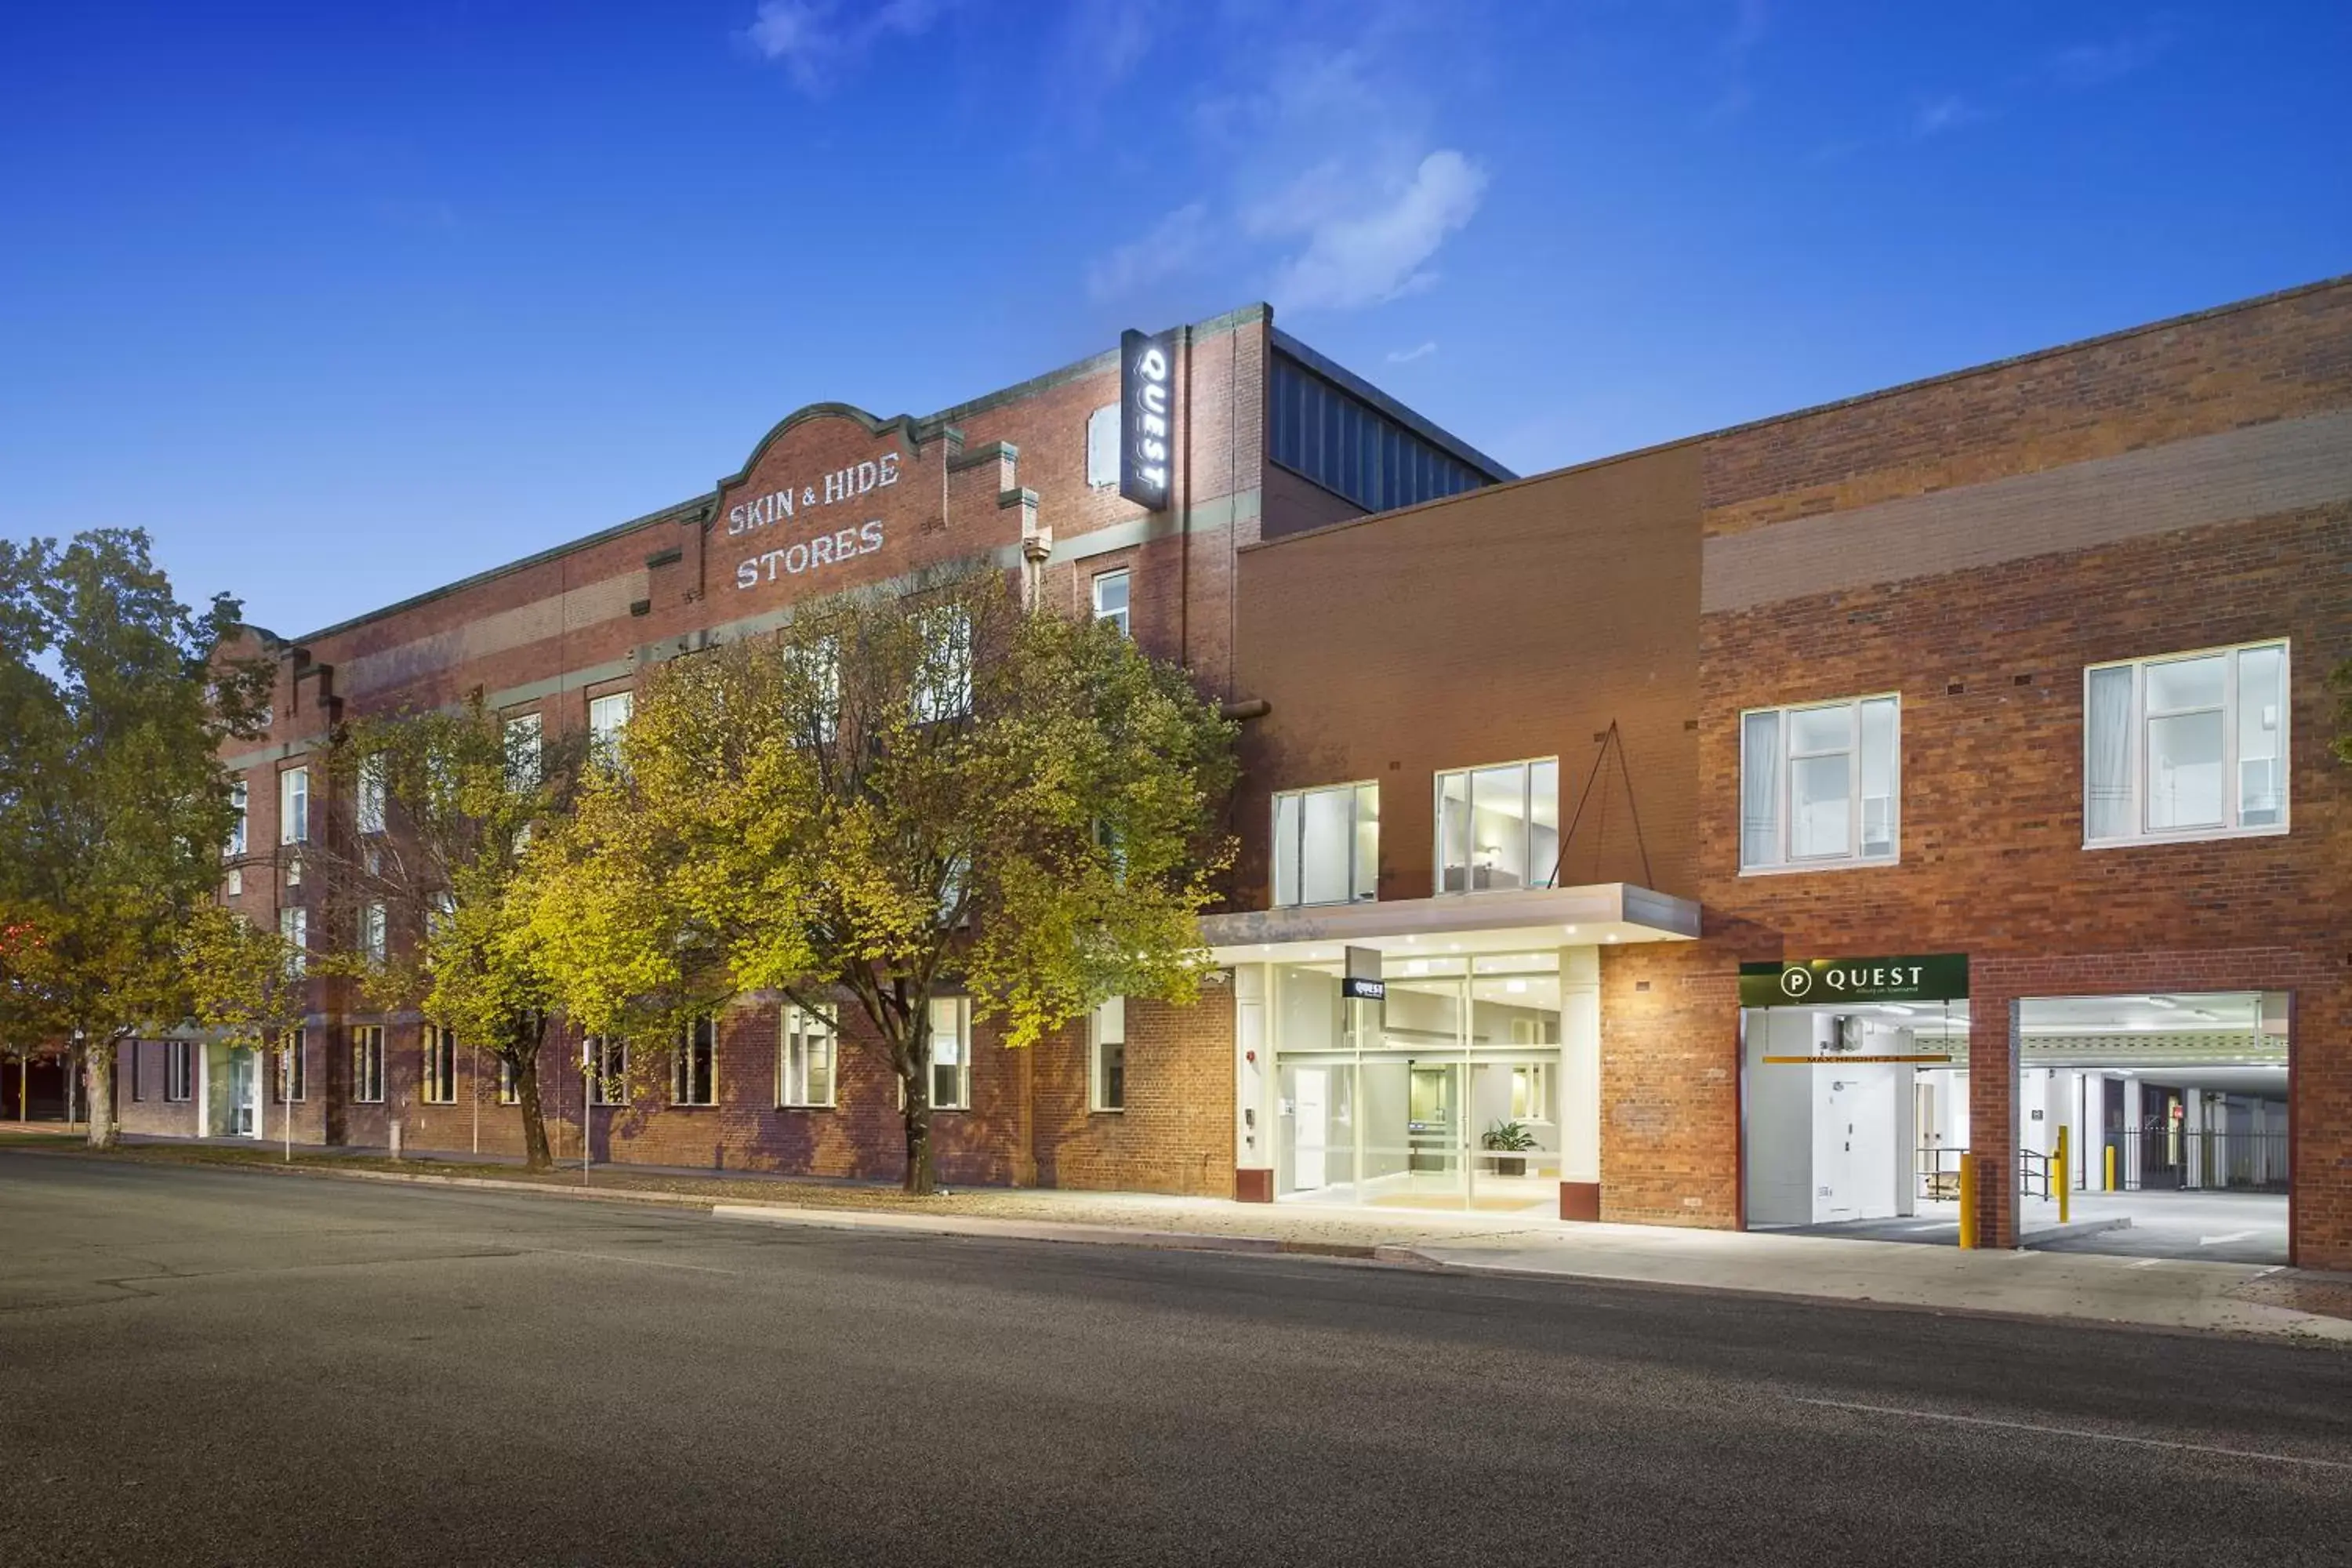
[787,634,841,744]
[779,1004,837,1109]
[2085,640,2288,847]
[496,1055,520,1106]
[673,1015,717,1105]
[1090,996,1126,1112]
[352,1025,385,1104]
[422,1025,458,1104]
[274,1028,306,1103]
[165,1039,193,1102]
[586,1036,628,1106]
[912,607,973,723]
[1435,758,1559,895]
[1740,695,1900,873]
[1272,782,1378,907]
[589,691,634,767]
[1508,1062,1551,1123]
[227,779,248,857]
[504,712,543,788]
[357,753,387,836]
[360,901,387,964]
[279,765,309,844]
[279,906,307,976]
[225,869,242,898]
[1092,568,1131,636]
[1085,402,1120,489]
[927,996,971,1111]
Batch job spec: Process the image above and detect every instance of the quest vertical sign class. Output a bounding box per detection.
[1120,327,1177,510]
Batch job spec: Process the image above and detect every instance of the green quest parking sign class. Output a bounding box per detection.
[1738,954,1969,1008]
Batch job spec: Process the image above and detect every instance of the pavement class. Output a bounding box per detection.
[4,1152,2350,1567]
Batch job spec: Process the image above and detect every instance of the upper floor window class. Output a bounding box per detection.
[1085,403,1120,489]
[779,1004,837,1109]
[503,713,543,788]
[588,692,633,767]
[279,906,307,975]
[359,901,387,965]
[786,634,840,744]
[1436,759,1559,894]
[1272,782,1378,908]
[279,766,309,844]
[227,779,248,857]
[1092,569,1131,636]
[2086,641,2287,847]
[1741,696,1900,872]
[912,607,972,723]
[356,753,387,835]
[1269,354,1491,513]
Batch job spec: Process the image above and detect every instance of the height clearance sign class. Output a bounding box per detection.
[1738,954,1968,1008]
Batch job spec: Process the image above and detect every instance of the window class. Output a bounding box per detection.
[912,607,972,722]
[927,996,970,1111]
[1090,996,1126,1112]
[782,633,842,745]
[496,1056,520,1106]
[673,1015,717,1105]
[225,869,242,898]
[165,1040,193,1102]
[1509,1062,1551,1123]
[352,1025,385,1103]
[274,1028,306,1103]
[2085,641,2287,844]
[1740,697,1900,872]
[357,753,387,835]
[279,907,307,975]
[589,691,633,767]
[359,901,387,964]
[423,1025,457,1104]
[128,1040,143,1102]
[1268,354,1494,513]
[1092,568,1131,636]
[1085,402,1120,489]
[279,766,309,844]
[227,779,248,857]
[1436,759,1559,894]
[586,1036,628,1106]
[1272,782,1378,907]
[779,1004,837,1109]
[504,713,543,789]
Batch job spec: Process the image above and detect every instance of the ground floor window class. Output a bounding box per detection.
[927,996,970,1111]
[352,1026,384,1103]
[587,1036,627,1106]
[496,1054,520,1105]
[779,1004,836,1108]
[423,1026,457,1105]
[274,1028,306,1102]
[1090,996,1126,1112]
[128,1041,143,1102]
[673,1016,717,1105]
[165,1040,192,1102]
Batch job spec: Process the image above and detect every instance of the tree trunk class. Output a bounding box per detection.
[902,1065,935,1196]
[514,1046,553,1171]
[82,1036,117,1149]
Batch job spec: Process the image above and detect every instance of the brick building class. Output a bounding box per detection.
[116,278,2352,1265]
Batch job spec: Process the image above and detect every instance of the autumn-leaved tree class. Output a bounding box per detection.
[309,699,584,1170]
[0,530,270,1146]
[528,572,1236,1193]
[178,902,313,1158]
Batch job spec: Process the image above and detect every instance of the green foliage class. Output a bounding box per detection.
[0,529,270,1145]
[529,572,1236,1192]
[1482,1120,1539,1153]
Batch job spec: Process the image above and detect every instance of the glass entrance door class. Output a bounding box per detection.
[227,1050,256,1137]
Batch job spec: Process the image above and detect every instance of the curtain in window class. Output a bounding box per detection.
[2085,666,2133,840]
[1740,712,1782,867]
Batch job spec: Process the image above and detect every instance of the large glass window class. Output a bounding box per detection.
[352,1025,384,1103]
[1091,568,1130,636]
[422,1025,457,1105]
[779,1004,837,1109]
[1272,782,1378,907]
[1085,404,1119,489]
[927,996,971,1110]
[586,1036,627,1106]
[1740,697,1900,871]
[165,1040,194,1102]
[503,713,543,788]
[588,691,633,768]
[1435,759,1559,893]
[673,1015,717,1106]
[1268,354,1494,514]
[278,765,309,844]
[2085,641,2288,845]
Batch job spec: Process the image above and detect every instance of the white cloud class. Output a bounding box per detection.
[1087,201,1214,303]
[1913,93,1988,137]
[2044,28,2172,89]
[744,0,949,93]
[1386,341,1437,365]
[1265,151,1489,313]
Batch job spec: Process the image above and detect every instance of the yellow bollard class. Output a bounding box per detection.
[1958,1156,1976,1250]
[2105,1143,2116,1192]
[2055,1126,2070,1226]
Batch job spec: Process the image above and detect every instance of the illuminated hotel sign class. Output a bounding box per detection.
[1120,327,1176,510]
[727,452,902,590]
[1738,954,1969,1007]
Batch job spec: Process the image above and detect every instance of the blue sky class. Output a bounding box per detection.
[2,2,2345,637]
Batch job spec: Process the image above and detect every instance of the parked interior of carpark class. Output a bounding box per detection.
[1741,991,2290,1265]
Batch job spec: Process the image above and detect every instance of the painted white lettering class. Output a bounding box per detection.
[776,488,793,521]
[879,452,901,486]
[810,532,836,568]
[785,541,810,574]
[763,549,788,582]
[855,460,877,495]
[824,470,846,505]
[833,526,859,561]
[735,559,758,590]
[858,520,884,553]
[728,504,746,535]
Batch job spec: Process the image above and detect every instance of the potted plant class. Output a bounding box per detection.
[1482,1120,1537,1178]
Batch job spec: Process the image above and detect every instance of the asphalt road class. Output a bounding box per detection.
[3,1153,2349,1566]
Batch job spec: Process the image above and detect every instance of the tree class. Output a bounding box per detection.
[0,530,270,1147]
[529,572,1236,1194]
[178,902,312,1159]
[308,698,585,1170]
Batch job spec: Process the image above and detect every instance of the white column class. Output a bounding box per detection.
[1559,946,1601,1188]
[2074,1073,2103,1192]
[1234,964,1270,1173]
